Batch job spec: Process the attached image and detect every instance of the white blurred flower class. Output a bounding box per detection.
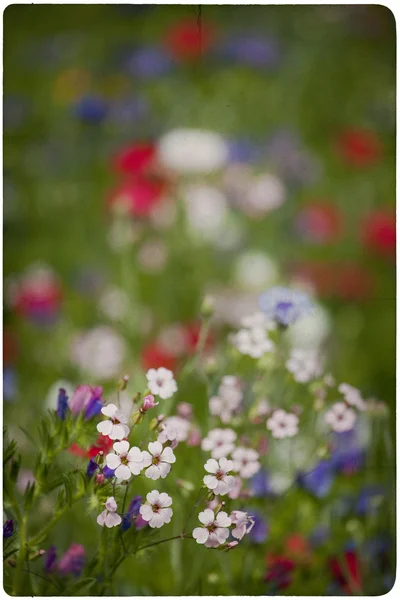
[107,219,140,251]
[158,129,228,174]
[70,326,126,380]
[158,416,191,443]
[183,184,229,242]
[141,441,176,480]
[286,304,331,351]
[338,383,366,411]
[242,174,286,217]
[286,349,324,383]
[99,287,130,322]
[240,312,276,330]
[97,496,122,528]
[193,508,231,547]
[209,376,242,423]
[137,239,167,273]
[146,367,178,399]
[201,428,237,459]
[139,490,173,528]
[230,510,255,540]
[203,457,236,496]
[149,198,176,230]
[232,326,274,359]
[97,404,130,440]
[325,402,357,432]
[234,252,279,292]
[231,447,260,479]
[105,441,144,480]
[157,324,188,356]
[267,409,299,439]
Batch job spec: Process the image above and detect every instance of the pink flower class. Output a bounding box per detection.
[69,385,103,415]
[141,394,158,412]
[57,544,85,576]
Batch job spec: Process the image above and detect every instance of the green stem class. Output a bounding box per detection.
[13,515,27,595]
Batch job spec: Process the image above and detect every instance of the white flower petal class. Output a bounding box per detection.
[193,527,209,544]
[114,464,131,480]
[97,420,113,436]
[105,453,121,470]
[198,509,215,526]
[101,404,118,418]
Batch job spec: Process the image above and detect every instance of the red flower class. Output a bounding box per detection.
[164,19,215,60]
[112,143,157,176]
[285,534,311,563]
[329,550,362,593]
[336,129,382,167]
[183,322,214,353]
[68,435,113,459]
[140,341,178,372]
[361,210,396,258]
[296,202,342,244]
[265,554,295,590]
[109,177,166,217]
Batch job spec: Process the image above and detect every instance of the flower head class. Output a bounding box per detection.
[157,128,228,174]
[141,441,176,480]
[267,409,299,439]
[209,376,242,424]
[86,459,98,479]
[57,543,86,576]
[121,495,143,531]
[259,286,313,326]
[3,519,14,539]
[286,349,323,383]
[230,510,255,540]
[106,441,144,480]
[56,388,69,420]
[232,325,274,358]
[141,394,158,412]
[231,447,261,479]
[338,383,366,411]
[139,490,173,528]
[97,496,122,528]
[201,428,237,459]
[146,367,178,399]
[97,404,130,440]
[193,508,231,548]
[325,402,357,432]
[203,457,236,496]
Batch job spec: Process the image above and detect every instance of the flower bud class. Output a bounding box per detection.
[176,479,195,494]
[200,295,214,318]
[95,473,105,485]
[117,375,129,391]
[132,411,143,426]
[133,392,142,405]
[226,541,239,551]
[204,356,218,376]
[177,402,193,419]
[141,394,158,413]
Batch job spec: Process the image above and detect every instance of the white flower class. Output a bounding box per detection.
[192,508,231,547]
[70,326,126,380]
[231,447,261,479]
[230,510,255,541]
[240,312,276,330]
[183,184,229,242]
[97,496,122,528]
[157,324,188,356]
[209,376,242,424]
[98,287,130,322]
[232,326,274,358]
[137,239,168,274]
[266,409,299,439]
[203,457,236,496]
[338,383,366,411]
[146,368,177,399]
[157,129,228,174]
[234,252,279,292]
[141,441,176,480]
[286,304,331,351]
[158,416,191,444]
[286,349,323,383]
[242,174,286,217]
[139,490,173,528]
[97,404,130,440]
[201,428,237,459]
[105,440,144,480]
[325,402,357,432]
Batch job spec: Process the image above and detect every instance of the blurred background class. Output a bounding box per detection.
[3,3,396,595]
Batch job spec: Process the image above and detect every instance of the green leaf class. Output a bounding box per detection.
[62,473,73,506]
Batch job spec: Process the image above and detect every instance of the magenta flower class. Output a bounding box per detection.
[141,394,158,413]
[68,385,103,418]
[57,543,85,577]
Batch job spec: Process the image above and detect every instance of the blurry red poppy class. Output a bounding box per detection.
[140,341,178,372]
[329,550,362,593]
[336,129,382,167]
[109,177,167,217]
[164,19,215,60]
[361,210,396,258]
[296,202,342,244]
[112,143,156,176]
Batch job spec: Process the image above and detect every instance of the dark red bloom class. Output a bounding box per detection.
[329,550,362,593]
[265,554,295,590]
[336,129,382,167]
[112,143,157,176]
[140,341,178,372]
[361,210,396,258]
[164,19,215,60]
[296,202,342,244]
[109,177,167,217]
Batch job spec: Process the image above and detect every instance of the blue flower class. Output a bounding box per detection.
[84,395,103,420]
[121,495,143,531]
[3,520,14,539]
[250,469,276,497]
[247,511,268,543]
[3,367,18,403]
[44,545,57,572]
[102,466,115,479]
[86,459,98,479]
[125,46,174,78]
[227,138,262,164]
[356,485,386,516]
[259,286,313,326]
[56,388,69,421]
[74,96,108,124]
[330,430,366,474]
[219,35,281,69]
[297,459,335,498]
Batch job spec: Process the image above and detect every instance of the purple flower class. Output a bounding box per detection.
[69,385,103,418]
[3,368,18,403]
[356,485,386,516]
[86,459,98,479]
[3,520,14,539]
[227,138,262,164]
[108,96,150,127]
[219,35,281,69]
[297,460,335,498]
[250,469,275,497]
[330,430,366,474]
[44,545,57,572]
[265,129,321,186]
[121,495,143,531]
[259,286,313,326]
[74,96,108,124]
[248,511,268,544]
[102,466,115,479]
[57,543,85,577]
[57,388,69,420]
[309,525,330,548]
[125,46,173,78]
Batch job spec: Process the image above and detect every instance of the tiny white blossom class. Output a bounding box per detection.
[193,508,231,547]
[209,376,242,424]
[105,441,144,480]
[338,383,366,411]
[203,457,236,496]
[97,496,122,528]
[230,510,255,540]
[240,312,276,330]
[141,441,176,480]
[146,368,178,399]
[231,447,261,479]
[201,428,237,459]
[325,402,357,432]
[286,349,323,383]
[266,409,299,439]
[158,416,191,444]
[139,490,173,528]
[233,326,274,358]
[97,404,130,440]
